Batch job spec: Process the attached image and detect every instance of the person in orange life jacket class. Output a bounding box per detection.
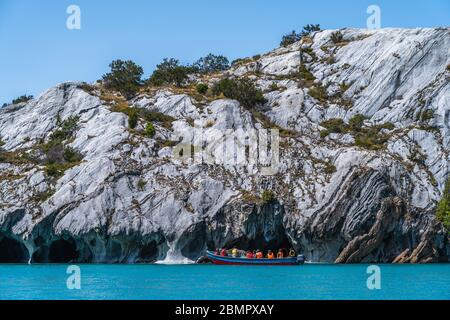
[277,249,284,258]
[220,248,228,256]
[255,250,263,259]
[267,250,275,259]
[289,248,296,257]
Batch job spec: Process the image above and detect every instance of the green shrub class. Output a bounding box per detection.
[128,108,139,129]
[262,190,276,204]
[378,122,395,130]
[137,179,146,191]
[320,129,330,138]
[145,123,156,137]
[324,162,337,174]
[231,57,253,67]
[437,178,450,231]
[45,163,66,177]
[270,83,279,91]
[193,54,229,73]
[339,82,351,93]
[212,78,267,109]
[51,116,80,142]
[300,24,321,36]
[297,64,316,86]
[320,118,346,134]
[139,109,175,129]
[102,59,144,99]
[78,82,95,94]
[308,85,328,102]
[348,114,367,131]
[300,47,317,61]
[420,109,434,122]
[63,147,82,163]
[12,95,33,104]
[33,188,55,202]
[354,128,389,150]
[196,83,209,94]
[330,31,344,44]
[148,58,193,87]
[280,25,321,46]
[325,55,336,65]
[280,31,302,47]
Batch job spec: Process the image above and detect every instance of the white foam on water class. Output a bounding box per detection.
[155,245,195,265]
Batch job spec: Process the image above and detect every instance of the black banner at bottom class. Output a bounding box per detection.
[1,300,447,318]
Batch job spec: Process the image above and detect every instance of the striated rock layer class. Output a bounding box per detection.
[0,28,449,263]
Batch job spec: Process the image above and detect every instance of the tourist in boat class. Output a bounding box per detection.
[246,250,253,259]
[277,249,284,258]
[231,247,238,257]
[267,250,275,259]
[255,249,263,259]
[289,248,296,257]
[220,248,228,256]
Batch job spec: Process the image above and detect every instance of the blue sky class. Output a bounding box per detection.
[0,0,449,104]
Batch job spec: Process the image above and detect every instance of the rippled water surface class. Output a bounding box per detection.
[0,264,449,300]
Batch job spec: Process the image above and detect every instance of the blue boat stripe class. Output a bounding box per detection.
[206,251,297,264]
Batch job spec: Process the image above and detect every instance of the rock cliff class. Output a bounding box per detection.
[0,28,449,263]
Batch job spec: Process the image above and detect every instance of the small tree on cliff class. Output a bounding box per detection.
[102,59,144,99]
[280,31,302,47]
[148,58,194,87]
[437,177,450,231]
[193,54,230,74]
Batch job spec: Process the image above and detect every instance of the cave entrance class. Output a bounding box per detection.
[0,236,29,263]
[48,239,79,263]
[226,232,292,253]
[138,241,158,262]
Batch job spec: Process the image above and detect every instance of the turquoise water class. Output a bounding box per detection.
[0,264,449,300]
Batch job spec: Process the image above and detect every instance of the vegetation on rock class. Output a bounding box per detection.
[320,115,394,150]
[148,58,193,87]
[330,31,344,44]
[2,95,34,107]
[280,24,321,47]
[40,115,83,178]
[437,178,450,231]
[212,78,267,109]
[280,31,302,47]
[128,108,139,129]
[196,83,209,94]
[145,123,156,137]
[12,95,34,104]
[193,54,230,73]
[262,190,276,204]
[102,60,144,99]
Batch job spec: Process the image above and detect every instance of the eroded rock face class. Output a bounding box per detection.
[0,28,449,263]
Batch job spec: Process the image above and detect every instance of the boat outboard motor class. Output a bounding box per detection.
[297,255,305,264]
